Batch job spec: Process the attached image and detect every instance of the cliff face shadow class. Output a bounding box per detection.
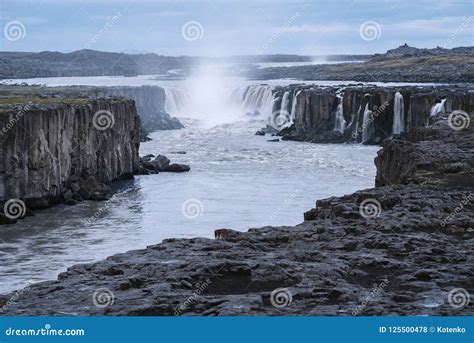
[196,264,301,296]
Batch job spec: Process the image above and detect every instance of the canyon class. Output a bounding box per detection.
[0,49,472,315]
[0,111,471,316]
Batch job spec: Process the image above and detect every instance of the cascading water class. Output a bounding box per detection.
[280,91,290,113]
[290,90,302,122]
[164,88,189,114]
[334,95,346,133]
[162,82,274,125]
[392,91,405,135]
[233,84,274,118]
[427,98,446,127]
[361,103,373,143]
[271,90,293,128]
[430,98,446,117]
[349,104,362,137]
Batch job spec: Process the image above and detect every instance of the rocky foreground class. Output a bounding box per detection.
[0,113,472,316]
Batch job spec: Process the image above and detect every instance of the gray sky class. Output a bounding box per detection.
[1,0,473,56]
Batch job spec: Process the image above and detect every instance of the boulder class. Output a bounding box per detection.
[165,164,190,172]
[25,198,49,210]
[150,155,170,171]
[62,189,73,201]
[78,176,111,200]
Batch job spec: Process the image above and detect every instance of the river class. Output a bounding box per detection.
[0,75,379,294]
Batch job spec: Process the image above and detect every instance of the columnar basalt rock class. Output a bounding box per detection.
[273,85,473,145]
[0,97,140,217]
[0,85,184,142]
[375,112,474,187]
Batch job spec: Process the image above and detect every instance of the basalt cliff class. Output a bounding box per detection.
[0,90,141,223]
[1,111,472,316]
[269,85,473,145]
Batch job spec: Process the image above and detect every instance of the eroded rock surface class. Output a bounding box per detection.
[0,96,140,216]
[271,85,473,145]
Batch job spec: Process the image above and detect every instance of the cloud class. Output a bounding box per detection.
[282,16,473,36]
[281,23,352,34]
[0,16,48,25]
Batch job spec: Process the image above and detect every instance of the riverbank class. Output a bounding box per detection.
[1,111,472,316]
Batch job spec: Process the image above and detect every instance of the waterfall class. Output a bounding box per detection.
[280,91,290,114]
[163,83,274,124]
[361,103,373,143]
[334,95,346,133]
[235,85,274,118]
[349,104,361,137]
[290,90,301,122]
[392,92,405,135]
[430,98,446,117]
[164,88,189,115]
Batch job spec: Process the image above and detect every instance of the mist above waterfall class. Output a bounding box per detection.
[163,64,274,127]
[181,65,242,125]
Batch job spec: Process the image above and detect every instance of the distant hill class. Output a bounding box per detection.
[249,44,474,83]
[0,49,201,79]
[0,49,370,79]
[370,43,474,61]
[1,45,471,82]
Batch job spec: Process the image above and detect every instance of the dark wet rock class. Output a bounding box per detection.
[150,155,170,171]
[24,198,50,210]
[70,183,81,194]
[267,139,280,142]
[255,125,278,136]
[0,214,16,225]
[137,154,190,174]
[65,199,77,206]
[77,176,112,201]
[165,164,190,173]
[71,193,83,202]
[62,189,73,201]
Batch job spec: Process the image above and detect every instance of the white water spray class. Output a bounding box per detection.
[361,103,373,143]
[280,91,290,113]
[162,66,274,126]
[290,90,302,122]
[392,92,405,135]
[430,98,446,117]
[334,95,346,133]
